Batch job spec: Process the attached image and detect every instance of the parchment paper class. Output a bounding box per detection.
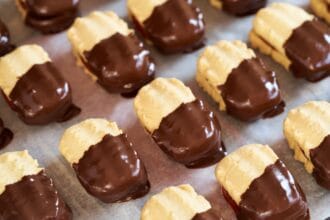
[0,0,329,219]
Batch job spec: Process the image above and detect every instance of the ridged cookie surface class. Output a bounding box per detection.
[127,0,167,23]
[196,40,255,111]
[215,144,278,204]
[134,78,195,133]
[0,150,42,194]
[284,101,330,173]
[0,45,50,96]
[67,11,131,56]
[141,184,211,220]
[311,0,330,24]
[60,118,123,165]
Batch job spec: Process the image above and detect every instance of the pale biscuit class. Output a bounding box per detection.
[284,101,330,173]
[196,40,255,111]
[134,78,196,133]
[67,11,132,56]
[209,0,222,9]
[141,184,211,220]
[127,0,167,24]
[250,3,313,69]
[311,0,330,24]
[59,118,123,165]
[0,45,50,96]
[0,150,42,194]
[215,144,278,204]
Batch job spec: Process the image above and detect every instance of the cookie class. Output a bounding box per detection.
[0,118,13,150]
[215,144,309,219]
[127,0,205,53]
[141,184,217,220]
[310,0,330,24]
[0,20,15,57]
[250,2,330,82]
[284,101,330,189]
[15,0,80,34]
[0,45,80,125]
[209,0,267,16]
[0,151,72,219]
[59,118,150,203]
[197,40,284,121]
[134,77,226,168]
[67,11,155,95]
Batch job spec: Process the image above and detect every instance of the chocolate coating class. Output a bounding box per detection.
[221,0,267,16]
[18,0,79,34]
[310,135,330,189]
[237,160,309,220]
[0,118,13,150]
[140,0,205,53]
[8,62,80,125]
[0,170,72,220]
[83,33,155,95]
[0,20,15,57]
[152,99,226,168]
[284,19,330,82]
[218,57,285,121]
[193,208,223,220]
[73,133,150,203]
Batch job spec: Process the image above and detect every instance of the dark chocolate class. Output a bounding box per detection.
[0,20,15,57]
[73,133,150,203]
[18,0,79,34]
[193,208,223,220]
[140,0,205,53]
[152,99,226,168]
[218,57,285,121]
[237,160,309,220]
[83,33,155,95]
[284,19,330,82]
[8,61,80,125]
[0,118,13,150]
[221,0,267,16]
[310,134,330,189]
[0,170,72,220]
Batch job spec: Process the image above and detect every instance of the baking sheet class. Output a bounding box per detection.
[0,0,329,219]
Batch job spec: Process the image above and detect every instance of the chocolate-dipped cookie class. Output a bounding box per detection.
[284,101,330,189]
[0,118,13,150]
[127,0,205,53]
[0,151,72,219]
[197,40,285,121]
[311,0,330,24]
[16,0,80,34]
[215,144,309,219]
[134,78,226,168]
[0,20,14,57]
[0,45,80,125]
[67,11,155,96]
[209,0,267,16]
[141,184,221,220]
[60,118,150,203]
[250,3,330,82]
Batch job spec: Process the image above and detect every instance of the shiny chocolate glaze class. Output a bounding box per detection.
[193,208,223,220]
[221,0,267,16]
[83,33,155,95]
[8,62,80,125]
[284,19,330,82]
[0,118,13,150]
[141,0,205,53]
[0,20,15,57]
[152,99,226,168]
[18,0,79,33]
[218,57,285,121]
[73,133,150,203]
[0,170,72,220]
[237,160,309,220]
[310,135,330,189]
